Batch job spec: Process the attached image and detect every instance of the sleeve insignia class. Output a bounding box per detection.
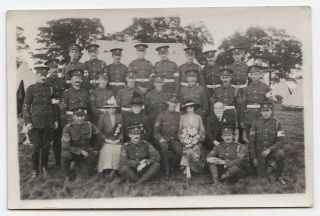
[277,130,285,137]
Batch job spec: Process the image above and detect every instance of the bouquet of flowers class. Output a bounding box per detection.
[180,127,201,149]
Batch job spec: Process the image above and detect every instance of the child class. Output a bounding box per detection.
[178,100,205,179]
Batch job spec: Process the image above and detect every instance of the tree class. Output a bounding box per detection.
[33,18,105,64]
[219,26,302,85]
[103,17,213,64]
[16,26,31,68]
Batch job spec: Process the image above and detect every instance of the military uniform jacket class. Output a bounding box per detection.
[119,140,161,168]
[61,121,103,155]
[23,82,57,128]
[89,87,114,119]
[128,58,154,80]
[107,63,128,83]
[178,62,204,86]
[116,86,144,108]
[180,85,208,113]
[60,87,90,117]
[207,141,246,168]
[82,59,108,79]
[63,61,83,81]
[201,64,221,88]
[228,62,249,86]
[46,76,67,99]
[205,113,237,145]
[154,60,179,92]
[243,80,271,107]
[145,89,169,118]
[210,85,239,106]
[154,110,180,141]
[249,117,285,160]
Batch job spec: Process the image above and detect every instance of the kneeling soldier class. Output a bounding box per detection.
[206,126,246,184]
[153,94,182,177]
[61,106,104,181]
[119,125,161,184]
[249,101,286,185]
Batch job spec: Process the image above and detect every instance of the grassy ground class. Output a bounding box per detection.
[18,104,305,199]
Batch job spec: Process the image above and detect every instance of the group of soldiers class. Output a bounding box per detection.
[22,41,286,185]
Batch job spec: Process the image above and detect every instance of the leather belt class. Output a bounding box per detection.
[66,110,87,115]
[109,82,126,86]
[121,107,132,112]
[247,104,260,109]
[207,84,221,89]
[224,105,235,110]
[164,78,175,83]
[135,78,149,82]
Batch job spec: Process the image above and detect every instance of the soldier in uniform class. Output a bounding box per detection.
[116,70,144,114]
[241,65,273,142]
[206,126,247,184]
[82,44,108,90]
[204,102,237,157]
[60,68,90,127]
[145,74,169,141]
[201,50,221,96]
[154,46,179,94]
[153,94,182,177]
[63,43,83,84]
[123,92,148,141]
[128,44,154,93]
[178,47,204,92]
[61,106,104,181]
[107,48,128,95]
[228,47,249,143]
[119,125,161,184]
[45,59,67,167]
[209,68,240,138]
[249,101,286,185]
[180,69,208,119]
[23,65,58,178]
[89,72,114,125]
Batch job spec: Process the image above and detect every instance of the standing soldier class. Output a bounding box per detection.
[249,101,286,185]
[242,65,273,142]
[89,72,114,125]
[145,74,169,141]
[153,94,182,178]
[180,69,208,119]
[119,125,161,184]
[178,47,204,93]
[107,48,128,95]
[45,59,67,167]
[209,68,240,140]
[61,105,104,181]
[128,44,154,93]
[154,46,179,94]
[201,50,221,97]
[116,70,144,114]
[23,65,58,178]
[63,43,83,84]
[60,68,90,128]
[228,47,249,143]
[82,44,108,90]
[206,126,247,184]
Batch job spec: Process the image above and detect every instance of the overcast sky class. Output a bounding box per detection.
[12,6,310,58]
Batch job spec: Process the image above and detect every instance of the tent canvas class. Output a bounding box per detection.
[80,40,199,66]
[282,81,303,110]
[16,60,37,89]
[272,79,291,99]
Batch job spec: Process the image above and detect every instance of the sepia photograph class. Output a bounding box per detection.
[6,6,313,209]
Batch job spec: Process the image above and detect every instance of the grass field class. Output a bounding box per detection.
[18,104,305,199]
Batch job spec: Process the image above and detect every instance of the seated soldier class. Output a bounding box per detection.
[206,125,247,185]
[153,94,182,178]
[249,101,286,185]
[119,125,161,184]
[61,106,104,181]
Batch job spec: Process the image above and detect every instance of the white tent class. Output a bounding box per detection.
[80,40,199,66]
[16,60,37,89]
[282,81,303,111]
[272,79,291,99]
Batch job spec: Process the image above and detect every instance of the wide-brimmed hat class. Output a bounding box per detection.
[181,100,200,110]
[103,96,119,108]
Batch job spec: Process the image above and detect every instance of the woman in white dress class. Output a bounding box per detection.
[178,100,205,179]
[97,97,123,180]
